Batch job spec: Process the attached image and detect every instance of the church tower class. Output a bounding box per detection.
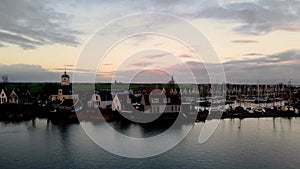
[61,69,70,86]
[168,74,175,90]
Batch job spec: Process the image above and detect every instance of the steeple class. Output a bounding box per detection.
[61,69,70,86]
[168,74,175,90]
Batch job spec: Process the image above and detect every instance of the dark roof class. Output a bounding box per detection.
[131,94,142,103]
[61,71,70,78]
[116,93,130,103]
[95,90,112,101]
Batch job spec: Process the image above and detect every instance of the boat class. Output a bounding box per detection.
[253,107,265,115]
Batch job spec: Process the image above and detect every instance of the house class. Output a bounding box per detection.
[140,93,181,113]
[18,89,34,104]
[9,90,19,104]
[112,93,131,111]
[0,89,7,104]
[87,90,113,109]
[112,75,181,113]
[88,93,101,108]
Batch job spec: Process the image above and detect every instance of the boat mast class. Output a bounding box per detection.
[258,80,260,107]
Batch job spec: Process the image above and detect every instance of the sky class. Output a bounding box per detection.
[1,0,300,84]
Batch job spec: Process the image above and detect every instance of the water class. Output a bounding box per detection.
[0,118,300,169]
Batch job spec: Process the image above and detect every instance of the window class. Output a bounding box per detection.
[163,98,170,103]
[152,98,159,103]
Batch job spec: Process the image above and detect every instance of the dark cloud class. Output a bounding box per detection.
[224,49,300,83]
[243,53,264,56]
[0,64,60,82]
[226,49,300,65]
[0,31,43,49]
[0,42,6,47]
[198,0,300,35]
[0,0,81,49]
[52,68,92,73]
[0,64,95,82]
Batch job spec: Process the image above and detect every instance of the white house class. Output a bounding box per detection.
[112,93,131,111]
[0,89,7,104]
[9,90,19,104]
[87,93,101,108]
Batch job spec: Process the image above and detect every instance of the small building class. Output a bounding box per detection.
[18,90,34,104]
[9,90,19,104]
[88,93,101,108]
[112,92,181,113]
[140,94,181,113]
[0,89,8,104]
[112,93,131,111]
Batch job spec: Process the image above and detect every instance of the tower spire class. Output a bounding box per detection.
[61,68,70,86]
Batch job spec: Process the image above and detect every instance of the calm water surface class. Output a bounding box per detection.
[0,118,300,169]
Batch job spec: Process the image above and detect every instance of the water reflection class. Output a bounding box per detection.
[0,118,300,168]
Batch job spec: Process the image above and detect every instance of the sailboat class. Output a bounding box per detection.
[253,81,265,115]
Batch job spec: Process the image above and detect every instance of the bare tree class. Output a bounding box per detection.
[1,75,8,83]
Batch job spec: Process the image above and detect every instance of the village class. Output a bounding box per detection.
[0,71,300,123]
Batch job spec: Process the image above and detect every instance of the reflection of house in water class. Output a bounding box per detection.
[50,71,78,102]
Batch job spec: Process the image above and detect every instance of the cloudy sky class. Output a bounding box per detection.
[1,0,300,84]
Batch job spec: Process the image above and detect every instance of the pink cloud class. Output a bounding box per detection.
[144,53,168,59]
[178,54,193,58]
[131,62,156,67]
[273,25,300,32]
[231,40,259,43]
